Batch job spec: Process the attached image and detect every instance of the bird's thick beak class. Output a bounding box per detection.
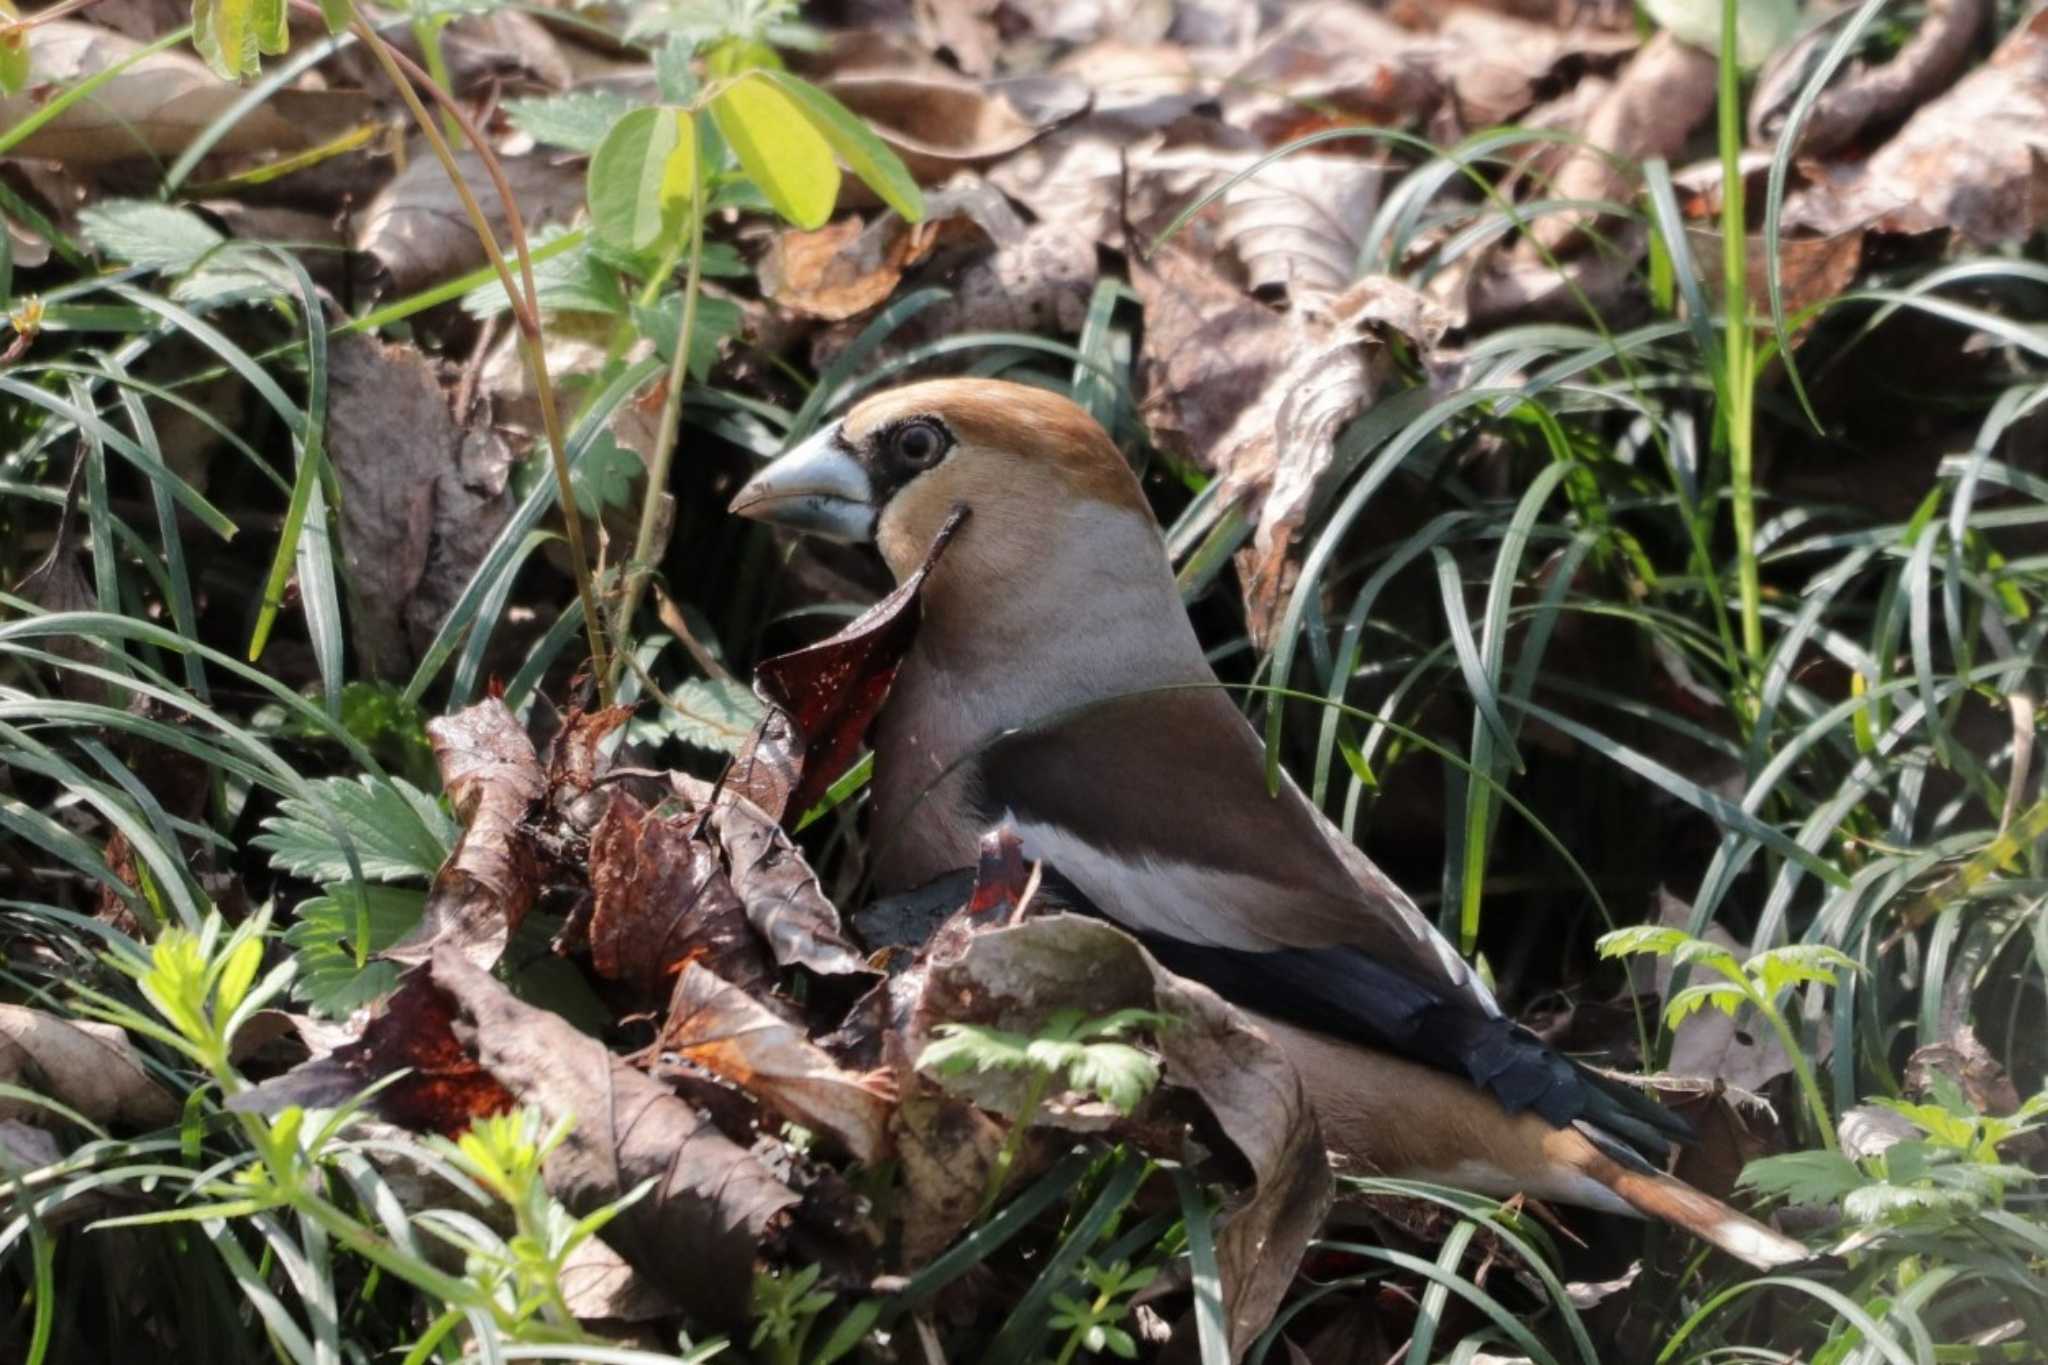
[728,424,877,543]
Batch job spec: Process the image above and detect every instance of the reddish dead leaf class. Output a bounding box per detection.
[386,698,543,971]
[727,506,967,823]
[544,703,634,806]
[228,968,517,1137]
[964,823,1032,922]
[586,791,773,999]
[659,962,895,1162]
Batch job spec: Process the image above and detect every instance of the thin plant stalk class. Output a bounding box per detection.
[310,0,614,702]
[609,144,707,677]
[1719,0,1762,678]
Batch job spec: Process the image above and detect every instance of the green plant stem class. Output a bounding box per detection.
[409,13,462,146]
[979,1069,1055,1223]
[319,1,613,703]
[1719,0,1762,681]
[607,163,707,681]
[1749,989,1839,1154]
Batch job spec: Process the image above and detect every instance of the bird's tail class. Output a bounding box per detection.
[1555,1131,1812,1270]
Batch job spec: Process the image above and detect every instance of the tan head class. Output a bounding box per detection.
[728,379,1149,581]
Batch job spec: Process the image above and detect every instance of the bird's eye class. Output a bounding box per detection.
[889,419,948,468]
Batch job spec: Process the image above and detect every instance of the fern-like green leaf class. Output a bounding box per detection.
[253,775,456,884]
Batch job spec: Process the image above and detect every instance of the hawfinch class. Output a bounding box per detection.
[731,378,1808,1269]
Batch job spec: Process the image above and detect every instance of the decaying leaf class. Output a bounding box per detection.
[1133,239,1444,643]
[386,699,543,971]
[1751,0,1988,154]
[327,334,515,679]
[727,506,966,823]
[228,967,519,1137]
[586,790,773,998]
[712,788,871,977]
[428,948,805,1330]
[356,147,586,295]
[659,962,894,1162]
[913,914,1332,1358]
[1784,8,2048,246]
[1522,29,1719,258]
[0,1004,179,1129]
[0,22,370,164]
[759,212,940,321]
[822,70,1088,182]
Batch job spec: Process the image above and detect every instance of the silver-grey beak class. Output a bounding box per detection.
[728,424,877,542]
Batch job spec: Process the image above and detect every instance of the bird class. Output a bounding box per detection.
[730,377,1810,1269]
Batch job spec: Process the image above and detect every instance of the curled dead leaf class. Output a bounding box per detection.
[728,506,966,823]
[659,962,894,1162]
[385,698,543,971]
[760,213,940,321]
[587,791,773,999]
[823,70,1089,182]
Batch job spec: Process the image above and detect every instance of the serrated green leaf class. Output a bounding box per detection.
[710,72,838,229]
[78,200,223,272]
[464,228,625,321]
[506,89,637,153]
[588,106,698,253]
[629,291,742,381]
[1664,982,1746,1027]
[282,884,420,1016]
[252,774,456,883]
[651,675,763,755]
[571,431,643,517]
[1064,1042,1159,1115]
[763,71,922,221]
[1596,925,1692,959]
[1739,1150,1867,1206]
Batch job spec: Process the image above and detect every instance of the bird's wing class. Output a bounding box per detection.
[972,687,1478,993]
[973,688,1692,1158]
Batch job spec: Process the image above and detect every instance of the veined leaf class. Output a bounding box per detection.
[764,71,922,221]
[711,72,838,230]
[283,884,421,1016]
[587,106,698,254]
[252,774,455,883]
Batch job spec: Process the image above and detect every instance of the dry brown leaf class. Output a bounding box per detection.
[1132,241,1445,643]
[586,790,774,999]
[0,1005,178,1129]
[822,70,1088,183]
[386,699,544,971]
[1752,0,1989,154]
[1523,30,1718,258]
[1219,3,1441,143]
[0,23,371,165]
[327,333,513,678]
[1784,7,2048,246]
[1435,6,1637,131]
[712,790,870,977]
[759,213,938,321]
[356,147,585,295]
[659,962,894,1162]
[914,915,1331,1359]
[889,1091,1007,1261]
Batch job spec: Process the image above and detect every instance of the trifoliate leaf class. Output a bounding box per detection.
[709,72,837,229]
